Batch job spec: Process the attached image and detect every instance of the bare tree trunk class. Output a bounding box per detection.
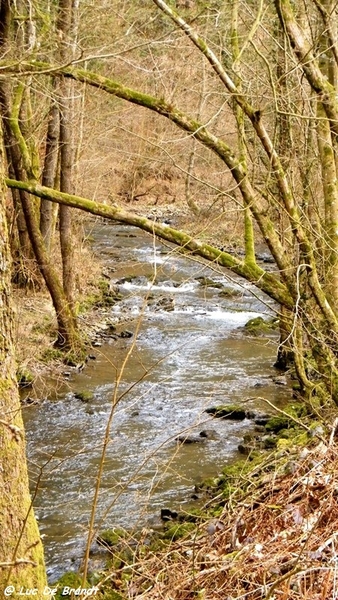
[0,0,80,351]
[0,1,32,284]
[59,84,75,308]
[40,97,59,254]
[58,0,76,308]
[0,83,80,351]
[230,0,256,267]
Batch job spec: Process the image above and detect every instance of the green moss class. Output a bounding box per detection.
[79,278,122,312]
[265,415,296,433]
[161,522,196,541]
[75,391,94,403]
[62,347,88,366]
[41,348,64,363]
[98,528,128,547]
[244,316,278,335]
[54,572,90,600]
[262,436,278,449]
[287,403,308,418]
[265,403,307,432]
[16,367,34,388]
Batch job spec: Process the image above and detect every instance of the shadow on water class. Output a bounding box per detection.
[23,222,292,580]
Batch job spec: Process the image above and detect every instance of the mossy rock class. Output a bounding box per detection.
[195,276,224,289]
[277,438,292,450]
[285,403,308,418]
[115,275,137,284]
[219,287,241,298]
[62,348,88,367]
[238,442,256,455]
[205,404,246,420]
[98,528,128,548]
[79,278,122,312]
[261,435,278,449]
[265,415,296,433]
[75,391,94,403]
[264,403,308,434]
[17,368,34,388]
[276,428,294,439]
[178,507,201,523]
[243,316,278,336]
[54,572,90,600]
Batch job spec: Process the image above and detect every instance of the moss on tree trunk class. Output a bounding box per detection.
[0,118,48,596]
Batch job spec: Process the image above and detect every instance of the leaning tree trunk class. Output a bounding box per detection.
[0,0,80,352]
[0,83,80,351]
[0,115,48,596]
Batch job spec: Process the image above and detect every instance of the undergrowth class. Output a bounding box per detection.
[93,415,338,600]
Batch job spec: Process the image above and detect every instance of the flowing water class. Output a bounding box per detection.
[23,221,291,581]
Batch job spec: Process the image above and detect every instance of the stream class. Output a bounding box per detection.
[23,221,292,581]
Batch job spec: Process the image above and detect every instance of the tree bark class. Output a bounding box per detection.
[0,84,80,352]
[40,98,59,254]
[0,114,48,597]
[58,0,76,309]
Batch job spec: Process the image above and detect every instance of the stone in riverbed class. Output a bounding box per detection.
[195,276,224,289]
[160,508,178,521]
[243,316,278,336]
[238,442,255,455]
[199,429,219,440]
[148,295,175,312]
[176,434,207,444]
[218,287,241,298]
[119,330,133,338]
[205,405,247,420]
[74,391,94,403]
[245,410,272,425]
[206,405,273,423]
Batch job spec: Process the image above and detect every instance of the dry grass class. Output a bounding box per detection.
[13,224,102,379]
[108,433,338,600]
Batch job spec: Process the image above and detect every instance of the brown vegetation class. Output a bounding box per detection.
[112,434,338,600]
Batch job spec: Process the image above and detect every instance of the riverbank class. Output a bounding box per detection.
[114,425,337,600]
[53,404,336,600]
